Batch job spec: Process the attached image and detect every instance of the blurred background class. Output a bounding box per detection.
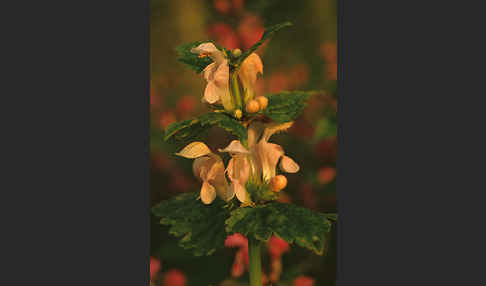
[150,0,337,285]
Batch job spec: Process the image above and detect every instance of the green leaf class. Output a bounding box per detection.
[176,41,214,73]
[164,112,248,144]
[226,202,336,255]
[236,21,293,66]
[152,192,231,256]
[262,91,313,123]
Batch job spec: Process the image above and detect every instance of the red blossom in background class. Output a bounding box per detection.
[268,236,290,259]
[176,95,196,119]
[150,257,161,281]
[159,111,176,130]
[225,233,248,248]
[293,276,315,286]
[318,167,336,185]
[320,41,338,81]
[169,171,194,193]
[163,269,187,286]
[213,0,231,14]
[238,14,265,50]
[268,71,291,93]
[208,23,240,50]
[225,233,249,278]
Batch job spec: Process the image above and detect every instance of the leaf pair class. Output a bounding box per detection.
[164,112,248,144]
[152,192,337,257]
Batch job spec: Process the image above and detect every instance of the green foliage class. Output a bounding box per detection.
[262,91,313,123]
[236,21,293,67]
[151,192,231,256]
[164,112,248,144]
[226,202,336,255]
[176,41,214,73]
[246,180,278,204]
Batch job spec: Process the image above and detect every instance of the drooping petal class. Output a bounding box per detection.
[219,140,250,155]
[208,160,234,202]
[200,181,216,204]
[175,142,212,159]
[214,60,233,110]
[202,60,233,109]
[213,60,230,87]
[203,81,222,104]
[203,62,217,81]
[226,156,251,184]
[279,155,300,173]
[232,182,248,203]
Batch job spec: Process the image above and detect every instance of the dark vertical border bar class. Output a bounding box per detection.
[336,0,343,284]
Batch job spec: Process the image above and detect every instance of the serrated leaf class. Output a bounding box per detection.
[151,192,230,256]
[225,202,336,255]
[176,41,215,73]
[236,21,293,66]
[262,91,313,123]
[164,112,248,144]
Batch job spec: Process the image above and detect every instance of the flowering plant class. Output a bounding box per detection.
[152,22,337,286]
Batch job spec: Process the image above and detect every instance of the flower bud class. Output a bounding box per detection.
[270,175,287,192]
[234,109,243,119]
[232,48,242,58]
[255,96,268,110]
[245,100,260,113]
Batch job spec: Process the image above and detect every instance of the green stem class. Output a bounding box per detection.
[248,238,262,286]
[231,72,243,110]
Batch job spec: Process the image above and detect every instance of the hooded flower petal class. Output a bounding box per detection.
[219,140,250,155]
[191,42,225,64]
[238,53,263,102]
[279,155,300,173]
[175,142,212,159]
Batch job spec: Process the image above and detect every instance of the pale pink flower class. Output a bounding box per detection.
[175,142,234,204]
[238,53,263,102]
[219,140,251,203]
[191,43,234,110]
[248,122,300,182]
